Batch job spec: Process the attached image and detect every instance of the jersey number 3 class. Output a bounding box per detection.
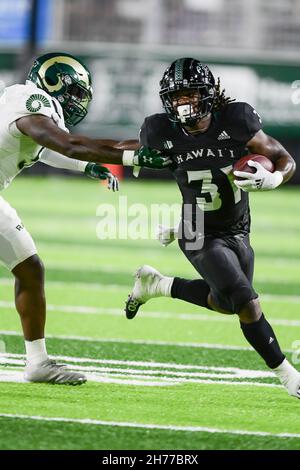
[187,166,241,211]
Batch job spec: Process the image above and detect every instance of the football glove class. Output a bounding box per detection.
[122,147,172,170]
[234,160,283,192]
[156,224,179,247]
[85,162,119,192]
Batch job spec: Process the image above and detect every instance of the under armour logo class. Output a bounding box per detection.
[269,337,274,344]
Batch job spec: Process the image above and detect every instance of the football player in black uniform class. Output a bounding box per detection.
[124,57,300,399]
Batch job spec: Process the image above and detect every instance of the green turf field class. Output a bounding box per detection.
[0,175,300,450]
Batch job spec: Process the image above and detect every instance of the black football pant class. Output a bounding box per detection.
[177,234,258,314]
[173,232,286,369]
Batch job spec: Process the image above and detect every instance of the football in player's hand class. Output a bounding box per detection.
[233,154,274,180]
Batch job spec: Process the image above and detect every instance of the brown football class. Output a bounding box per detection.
[233,154,274,180]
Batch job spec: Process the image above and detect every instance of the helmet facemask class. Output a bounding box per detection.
[164,86,215,127]
[55,72,93,126]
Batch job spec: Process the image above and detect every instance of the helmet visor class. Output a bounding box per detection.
[66,82,92,102]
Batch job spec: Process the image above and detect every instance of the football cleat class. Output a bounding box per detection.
[274,359,300,399]
[24,359,87,385]
[125,265,165,319]
[286,375,300,400]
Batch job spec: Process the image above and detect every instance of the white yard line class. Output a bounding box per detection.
[0,355,275,379]
[0,278,125,291]
[0,353,280,388]
[0,352,274,373]
[2,329,296,353]
[0,329,255,351]
[0,368,281,388]
[0,370,175,387]
[0,301,299,327]
[0,277,300,302]
[0,413,299,438]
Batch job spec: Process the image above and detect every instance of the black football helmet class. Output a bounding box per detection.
[159,58,215,126]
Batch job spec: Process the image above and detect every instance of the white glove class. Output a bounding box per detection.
[156,224,178,247]
[233,160,283,192]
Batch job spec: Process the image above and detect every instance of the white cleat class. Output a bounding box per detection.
[24,359,87,385]
[274,358,300,399]
[282,374,300,399]
[125,265,165,319]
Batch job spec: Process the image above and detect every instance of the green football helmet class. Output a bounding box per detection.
[27,52,93,126]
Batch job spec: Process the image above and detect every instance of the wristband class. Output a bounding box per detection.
[80,161,90,172]
[122,150,135,166]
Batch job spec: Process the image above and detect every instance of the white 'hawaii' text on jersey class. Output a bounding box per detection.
[0,81,68,190]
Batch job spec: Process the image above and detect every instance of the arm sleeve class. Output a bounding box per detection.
[39,148,88,172]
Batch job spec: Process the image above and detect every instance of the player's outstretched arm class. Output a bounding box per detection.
[16,115,171,169]
[39,148,119,191]
[234,130,296,191]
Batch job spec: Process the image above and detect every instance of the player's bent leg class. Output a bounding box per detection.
[171,277,213,310]
[238,297,262,323]
[207,293,234,315]
[237,298,300,399]
[237,297,284,369]
[185,236,300,399]
[125,265,173,319]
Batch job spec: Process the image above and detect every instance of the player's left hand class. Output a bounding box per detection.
[134,147,172,169]
[233,160,283,192]
[85,162,119,191]
[156,224,178,247]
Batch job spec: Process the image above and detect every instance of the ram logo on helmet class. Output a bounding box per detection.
[27,52,93,126]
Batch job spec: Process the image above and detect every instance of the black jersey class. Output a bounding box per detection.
[140,102,262,237]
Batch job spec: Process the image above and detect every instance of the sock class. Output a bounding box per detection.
[25,338,48,365]
[273,358,300,397]
[156,276,173,297]
[240,313,285,369]
[171,277,211,308]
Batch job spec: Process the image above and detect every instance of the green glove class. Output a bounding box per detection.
[85,163,119,191]
[135,147,172,169]
[122,147,172,170]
